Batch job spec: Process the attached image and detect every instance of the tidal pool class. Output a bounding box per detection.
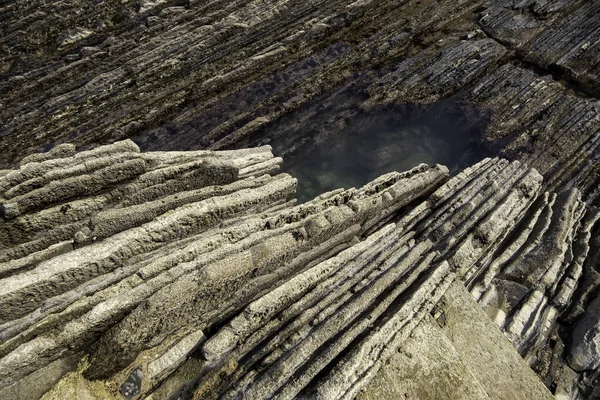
[281,98,493,202]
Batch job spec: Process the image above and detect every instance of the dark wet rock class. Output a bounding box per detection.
[520,1,600,97]
[466,63,600,204]
[57,27,94,48]
[0,0,597,211]
[367,38,508,104]
[137,0,170,13]
[477,0,580,49]
[0,0,514,168]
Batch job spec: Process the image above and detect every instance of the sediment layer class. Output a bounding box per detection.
[0,142,597,399]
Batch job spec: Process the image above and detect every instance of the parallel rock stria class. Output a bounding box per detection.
[0,141,597,400]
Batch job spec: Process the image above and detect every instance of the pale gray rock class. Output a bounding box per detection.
[137,0,169,13]
[568,295,600,372]
[0,142,597,400]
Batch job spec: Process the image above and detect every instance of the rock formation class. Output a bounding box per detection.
[0,141,597,399]
[1,0,599,205]
[1,0,600,399]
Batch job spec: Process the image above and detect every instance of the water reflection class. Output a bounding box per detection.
[282,99,492,202]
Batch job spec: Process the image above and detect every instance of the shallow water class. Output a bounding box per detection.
[281,98,493,202]
[133,64,494,204]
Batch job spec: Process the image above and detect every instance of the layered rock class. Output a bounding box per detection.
[1,1,600,397]
[0,0,484,165]
[2,141,598,399]
[358,280,554,400]
[366,38,508,104]
[2,0,598,187]
[478,0,600,97]
[0,141,450,399]
[466,63,600,204]
[470,190,582,360]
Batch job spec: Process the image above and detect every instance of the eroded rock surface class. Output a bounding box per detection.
[1,0,599,209]
[0,142,597,399]
[1,0,600,399]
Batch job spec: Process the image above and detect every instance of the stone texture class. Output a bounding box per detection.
[1,0,598,213]
[2,141,588,400]
[358,314,492,400]
[1,0,600,398]
[437,281,554,400]
[360,281,556,400]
